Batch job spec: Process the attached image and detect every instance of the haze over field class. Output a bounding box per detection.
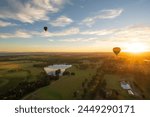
[0,0,150,52]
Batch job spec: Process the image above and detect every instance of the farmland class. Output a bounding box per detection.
[0,52,150,99]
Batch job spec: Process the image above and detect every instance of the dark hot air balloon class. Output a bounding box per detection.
[44,26,48,31]
[113,47,121,56]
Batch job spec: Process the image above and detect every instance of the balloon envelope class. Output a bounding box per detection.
[44,26,48,31]
[113,47,121,55]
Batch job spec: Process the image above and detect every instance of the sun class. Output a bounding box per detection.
[125,43,147,53]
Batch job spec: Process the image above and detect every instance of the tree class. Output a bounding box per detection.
[71,72,75,75]
[63,71,70,76]
[55,69,61,76]
[73,91,77,98]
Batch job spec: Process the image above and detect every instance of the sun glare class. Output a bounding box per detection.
[125,43,147,53]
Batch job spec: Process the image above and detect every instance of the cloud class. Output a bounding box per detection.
[0,27,80,39]
[80,29,116,35]
[82,8,124,26]
[59,37,98,42]
[0,30,32,38]
[111,25,150,42]
[50,16,73,27]
[41,27,117,37]
[0,0,69,23]
[1,24,150,43]
[47,39,54,42]
[41,27,115,38]
[56,25,150,43]
[41,27,80,37]
[0,20,16,27]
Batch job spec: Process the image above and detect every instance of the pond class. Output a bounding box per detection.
[44,64,72,76]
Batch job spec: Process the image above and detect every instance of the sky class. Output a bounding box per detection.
[0,0,150,52]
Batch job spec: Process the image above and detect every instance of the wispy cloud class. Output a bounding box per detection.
[111,25,150,42]
[51,25,150,43]
[80,29,116,35]
[41,27,80,37]
[82,8,124,26]
[1,24,150,44]
[0,20,17,27]
[41,27,116,37]
[0,27,80,39]
[0,30,32,39]
[47,39,54,42]
[50,16,73,27]
[0,0,69,23]
[59,37,98,42]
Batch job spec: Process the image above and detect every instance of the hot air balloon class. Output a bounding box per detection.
[44,26,48,31]
[113,47,121,56]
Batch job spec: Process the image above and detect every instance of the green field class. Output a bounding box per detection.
[0,60,45,94]
[24,65,96,99]
[0,52,150,99]
[103,74,136,99]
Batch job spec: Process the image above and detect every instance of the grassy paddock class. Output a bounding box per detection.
[0,60,46,94]
[24,65,96,99]
[103,74,137,99]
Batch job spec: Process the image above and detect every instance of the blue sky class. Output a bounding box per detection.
[0,0,150,52]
